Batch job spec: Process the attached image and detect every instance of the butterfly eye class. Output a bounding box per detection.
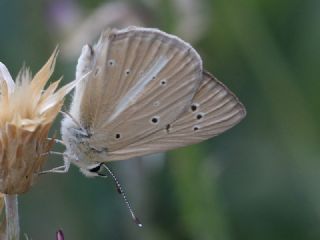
[108,59,116,66]
[193,125,200,131]
[150,116,160,124]
[115,133,121,139]
[125,69,131,76]
[160,79,167,86]
[88,164,102,173]
[196,112,204,120]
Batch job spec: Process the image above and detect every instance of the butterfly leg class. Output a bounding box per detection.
[40,151,65,158]
[38,160,71,175]
[47,138,65,145]
[38,152,72,175]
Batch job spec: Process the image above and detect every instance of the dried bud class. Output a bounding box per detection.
[0,49,78,194]
[56,229,64,240]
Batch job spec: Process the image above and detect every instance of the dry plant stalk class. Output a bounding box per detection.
[0,193,5,239]
[0,48,78,194]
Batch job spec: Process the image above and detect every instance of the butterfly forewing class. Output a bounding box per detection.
[74,27,203,152]
[105,71,246,161]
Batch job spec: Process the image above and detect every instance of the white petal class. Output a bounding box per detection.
[0,62,15,93]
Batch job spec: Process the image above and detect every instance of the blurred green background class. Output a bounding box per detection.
[1,0,320,239]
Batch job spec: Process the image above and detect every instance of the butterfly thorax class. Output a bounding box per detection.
[61,117,108,170]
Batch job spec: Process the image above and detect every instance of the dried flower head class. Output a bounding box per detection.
[0,49,78,194]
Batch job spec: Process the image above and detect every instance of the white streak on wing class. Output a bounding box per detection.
[108,56,169,122]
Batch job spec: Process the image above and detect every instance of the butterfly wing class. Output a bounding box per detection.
[105,71,246,161]
[69,27,203,152]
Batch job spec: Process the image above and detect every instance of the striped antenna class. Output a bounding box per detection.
[102,164,142,228]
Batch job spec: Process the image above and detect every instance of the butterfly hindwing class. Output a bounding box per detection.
[105,71,246,160]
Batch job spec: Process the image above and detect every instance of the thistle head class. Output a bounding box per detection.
[0,49,77,194]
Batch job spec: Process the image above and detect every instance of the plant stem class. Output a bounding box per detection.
[4,194,19,240]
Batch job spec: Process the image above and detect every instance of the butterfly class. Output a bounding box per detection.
[56,26,246,177]
[44,26,246,226]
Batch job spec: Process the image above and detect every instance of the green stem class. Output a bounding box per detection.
[4,194,19,240]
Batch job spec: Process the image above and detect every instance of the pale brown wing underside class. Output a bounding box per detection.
[106,71,246,161]
[72,27,203,152]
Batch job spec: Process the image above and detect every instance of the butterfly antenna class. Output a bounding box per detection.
[102,164,143,228]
